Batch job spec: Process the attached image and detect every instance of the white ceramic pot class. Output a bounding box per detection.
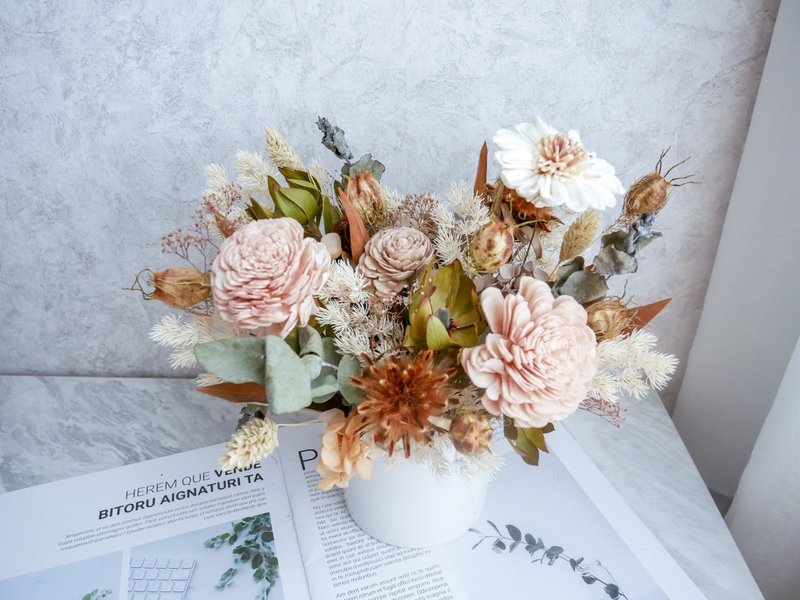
[343,454,488,548]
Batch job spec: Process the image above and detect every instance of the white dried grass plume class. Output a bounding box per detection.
[369,432,503,481]
[315,260,369,305]
[382,186,403,214]
[587,330,678,403]
[264,127,304,170]
[432,182,490,274]
[196,372,225,387]
[205,164,230,197]
[149,313,241,369]
[235,150,276,198]
[560,210,601,262]
[220,418,280,470]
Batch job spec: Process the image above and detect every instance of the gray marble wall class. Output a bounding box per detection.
[0,1,778,409]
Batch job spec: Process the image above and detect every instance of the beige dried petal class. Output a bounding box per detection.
[358,227,434,299]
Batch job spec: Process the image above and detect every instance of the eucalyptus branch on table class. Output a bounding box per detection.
[469,520,629,600]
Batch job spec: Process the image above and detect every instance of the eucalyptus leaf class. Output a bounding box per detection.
[554,256,585,289]
[195,337,265,384]
[559,270,609,304]
[299,326,324,357]
[264,336,313,414]
[301,354,323,379]
[593,244,638,276]
[338,354,365,405]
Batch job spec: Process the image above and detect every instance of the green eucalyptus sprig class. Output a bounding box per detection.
[204,513,279,600]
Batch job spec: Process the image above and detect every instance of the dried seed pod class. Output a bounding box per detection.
[449,412,493,455]
[142,267,211,308]
[469,220,514,273]
[623,149,698,217]
[586,297,636,342]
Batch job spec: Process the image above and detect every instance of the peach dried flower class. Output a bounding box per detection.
[211,218,330,336]
[317,410,373,491]
[461,278,597,428]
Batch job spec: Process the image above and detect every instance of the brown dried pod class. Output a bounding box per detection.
[586,297,636,342]
[449,412,493,455]
[623,149,699,217]
[133,267,211,308]
[341,171,386,226]
[469,220,515,273]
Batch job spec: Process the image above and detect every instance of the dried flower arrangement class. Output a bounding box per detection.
[131,116,690,489]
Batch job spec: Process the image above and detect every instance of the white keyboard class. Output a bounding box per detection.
[127,556,196,600]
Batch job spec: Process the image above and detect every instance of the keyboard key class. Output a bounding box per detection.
[173,568,192,580]
[145,593,159,600]
[155,558,169,569]
[168,558,181,569]
[157,569,170,580]
[146,581,159,592]
[159,593,184,600]
[128,593,134,600]
[132,594,145,600]
[130,557,144,568]
[145,568,158,579]
[128,579,134,591]
[172,581,186,593]
[159,580,173,592]
[130,568,145,580]
[142,557,156,568]
[180,559,194,569]
[133,580,147,592]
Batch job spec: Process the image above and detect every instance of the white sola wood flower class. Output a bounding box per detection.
[493,117,624,212]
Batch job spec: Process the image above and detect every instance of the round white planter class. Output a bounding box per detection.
[343,454,488,548]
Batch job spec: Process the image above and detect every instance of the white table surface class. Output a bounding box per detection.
[0,375,762,599]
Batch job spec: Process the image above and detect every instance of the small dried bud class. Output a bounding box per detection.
[449,413,493,455]
[343,172,385,226]
[469,221,514,273]
[150,268,211,308]
[623,172,669,217]
[321,232,343,259]
[586,297,635,342]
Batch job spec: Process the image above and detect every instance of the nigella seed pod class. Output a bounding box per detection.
[469,221,514,273]
[147,268,211,308]
[449,413,493,455]
[623,150,698,217]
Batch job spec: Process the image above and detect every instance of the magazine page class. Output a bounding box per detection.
[278,423,468,600]
[442,426,706,599]
[0,444,310,600]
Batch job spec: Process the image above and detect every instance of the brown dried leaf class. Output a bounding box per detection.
[196,382,266,404]
[337,180,370,263]
[473,142,488,200]
[625,298,672,332]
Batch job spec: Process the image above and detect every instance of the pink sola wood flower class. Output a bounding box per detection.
[211,218,330,337]
[461,277,597,428]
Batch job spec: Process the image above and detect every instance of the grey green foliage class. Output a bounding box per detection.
[593,212,662,276]
[204,513,280,600]
[195,328,362,412]
[342,153,385,181]
[469,521,628,599]
[551,256,609,304]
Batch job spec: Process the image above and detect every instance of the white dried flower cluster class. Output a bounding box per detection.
[308,159,331,192]
[235,150,275,198]
[382,187,403,218]
[587,330,678,403]
[220,418,280,470]
[264,127,304,170]
[149,313,241,370]
[314,261,405,358]
[432,182,490,276]
[370,433,503,481]
[204,163,231,198]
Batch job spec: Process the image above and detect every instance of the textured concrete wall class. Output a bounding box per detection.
[0,1,777,409]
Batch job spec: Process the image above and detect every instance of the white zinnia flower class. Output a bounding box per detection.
[492,116,624,212]
[220,418,279,470]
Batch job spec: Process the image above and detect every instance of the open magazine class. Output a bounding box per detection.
[0,424,706,600]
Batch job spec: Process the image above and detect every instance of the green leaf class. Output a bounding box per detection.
[301,354,323,379]
[425,315,452,350]
[195,337,265,384]
[544,546,564,565]
[554,256,585,289]
[228,534,238,545]
[322,196,342,233]
[252,553,263,569]
[604,583,620,599]
[273,193,308,224]
[311,376,339,403]
[487,520,502,536]
[338,355,365,405]
[593,244,638,276]
[299,326,324,357]
[264,336,313,414]
[506,524,522,541]
[247,199,273,220]
[559,270,609,304]
[282,187,320,221]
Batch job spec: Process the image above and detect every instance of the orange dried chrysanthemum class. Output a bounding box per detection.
[353,351,455,457]
[317,410,372,491]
